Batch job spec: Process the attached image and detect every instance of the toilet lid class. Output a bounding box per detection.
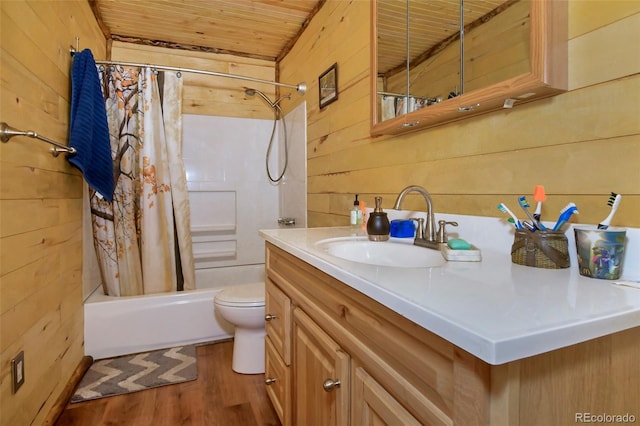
[214,282,265,307]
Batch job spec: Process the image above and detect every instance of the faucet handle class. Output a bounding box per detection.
[437,220,458,243]
[411,218,425,239]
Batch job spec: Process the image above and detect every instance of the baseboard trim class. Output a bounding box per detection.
[42,355,93,425]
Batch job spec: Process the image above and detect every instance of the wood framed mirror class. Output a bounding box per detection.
[371,0,567,136]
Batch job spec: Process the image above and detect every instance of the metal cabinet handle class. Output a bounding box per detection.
[265,378,277,385]
[265,314,278,321]
[458,103,480,112]
[322,378,341,392]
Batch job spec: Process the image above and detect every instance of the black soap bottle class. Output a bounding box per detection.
[367,196,390,241]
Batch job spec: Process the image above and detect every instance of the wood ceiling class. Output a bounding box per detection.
[90,0,324,62]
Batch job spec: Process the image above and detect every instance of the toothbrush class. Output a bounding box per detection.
[552,203,578,232]
[533,185,546,221]
[518,196,547,231]
[597,192,622,230]
[498,203,523,229]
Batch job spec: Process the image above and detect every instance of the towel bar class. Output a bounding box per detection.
[1,122,76,157]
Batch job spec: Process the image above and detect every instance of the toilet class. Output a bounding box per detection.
[214,282,266,374]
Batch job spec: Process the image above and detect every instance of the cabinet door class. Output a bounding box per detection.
[352,365,422,426]
[293,307,350,426]
[265,278,291,364]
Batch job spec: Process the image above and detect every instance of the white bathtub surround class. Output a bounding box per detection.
[278,102,307,228]
[182,105,307,288]
[183,114,279,275]
[195,264,266,290]
[260,212,640,365]
[84,287,234,360]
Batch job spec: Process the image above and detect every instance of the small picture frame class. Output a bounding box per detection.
[319,63,338,109]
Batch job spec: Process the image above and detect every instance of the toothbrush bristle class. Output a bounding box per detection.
[597,193,621,229]
[560,202,578,214]
[608,192,621,207]
[518,196,530,208]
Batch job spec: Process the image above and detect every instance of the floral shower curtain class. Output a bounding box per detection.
[91,66,195,296]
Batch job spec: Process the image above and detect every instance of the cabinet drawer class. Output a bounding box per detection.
[265,277,291,365]
[265,336,291,426]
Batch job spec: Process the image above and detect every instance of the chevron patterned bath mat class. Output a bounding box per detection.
[71,345,197,403]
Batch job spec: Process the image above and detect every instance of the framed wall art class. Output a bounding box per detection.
[319,63,338,109]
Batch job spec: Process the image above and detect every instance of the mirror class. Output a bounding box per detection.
[372,0,567,135]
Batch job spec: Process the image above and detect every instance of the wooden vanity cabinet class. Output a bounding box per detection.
[265,242,488,425]
[264,241,640,425]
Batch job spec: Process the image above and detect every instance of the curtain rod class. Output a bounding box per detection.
[69,38,306,94]
[93,59,307,95]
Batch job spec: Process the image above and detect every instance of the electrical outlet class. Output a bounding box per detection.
[11,351,25,394]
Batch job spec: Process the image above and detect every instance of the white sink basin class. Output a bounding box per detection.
[315,237,445,268]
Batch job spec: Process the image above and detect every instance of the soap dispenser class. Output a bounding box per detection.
[367,196,390,241]
[350,194,362,226]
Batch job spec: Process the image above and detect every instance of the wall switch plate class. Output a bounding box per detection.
[11,351,25,394]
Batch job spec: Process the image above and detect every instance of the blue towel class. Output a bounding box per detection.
[68,49,114,202]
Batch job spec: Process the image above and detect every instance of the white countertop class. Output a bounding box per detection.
[260,213,640,365]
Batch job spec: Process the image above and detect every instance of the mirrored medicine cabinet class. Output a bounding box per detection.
[371,0,568,136]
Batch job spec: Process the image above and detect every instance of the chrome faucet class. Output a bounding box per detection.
[393,185,457,250]
[393,185,437,247]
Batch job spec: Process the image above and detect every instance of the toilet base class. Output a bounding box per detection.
[231,328,266,374]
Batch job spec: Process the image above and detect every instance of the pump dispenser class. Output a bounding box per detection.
[350,194,362,226]
[367,196,390,241]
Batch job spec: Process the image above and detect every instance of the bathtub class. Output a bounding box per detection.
[84,287,235,360]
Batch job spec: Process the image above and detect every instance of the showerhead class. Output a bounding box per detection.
[245,88,274,108]
[245,88,290,109]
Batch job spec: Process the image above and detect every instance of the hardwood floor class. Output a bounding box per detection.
[56,341,281,426]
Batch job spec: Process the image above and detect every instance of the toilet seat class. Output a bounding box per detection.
[214,282,265,308]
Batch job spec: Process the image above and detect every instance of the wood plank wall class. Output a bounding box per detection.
[0,1,106,425]
[279,0,640,228]
[110,42,277,120]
